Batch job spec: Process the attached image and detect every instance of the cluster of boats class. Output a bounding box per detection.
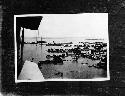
[28,40,107,70]
[43,41,107,70]
[38,53,107,70]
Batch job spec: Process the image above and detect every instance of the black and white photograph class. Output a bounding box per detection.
[2,0,125,95]
[15,14,109,82]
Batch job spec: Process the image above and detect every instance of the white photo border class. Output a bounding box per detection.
[14,13,110,83]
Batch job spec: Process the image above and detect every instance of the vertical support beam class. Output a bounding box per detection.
[17,27,24,77]
[22,27,24,45]
[21,27,24,63]
[16,25,21,61]
[16,25,21,77]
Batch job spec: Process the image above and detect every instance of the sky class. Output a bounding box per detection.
[24,13,108,39]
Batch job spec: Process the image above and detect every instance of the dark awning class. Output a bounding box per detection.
[16,16,42,30]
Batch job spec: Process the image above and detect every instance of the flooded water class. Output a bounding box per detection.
[23,37,106,63]
[22,37,107,79]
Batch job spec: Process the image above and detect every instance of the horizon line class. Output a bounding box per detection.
[24,36,105,39]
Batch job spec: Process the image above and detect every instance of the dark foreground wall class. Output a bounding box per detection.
[1,0,125,95]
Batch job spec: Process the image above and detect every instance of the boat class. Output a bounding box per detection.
[46,43,62,46]
[37,41,47,43]
[62,42,73,44]
[63,44,72,47]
